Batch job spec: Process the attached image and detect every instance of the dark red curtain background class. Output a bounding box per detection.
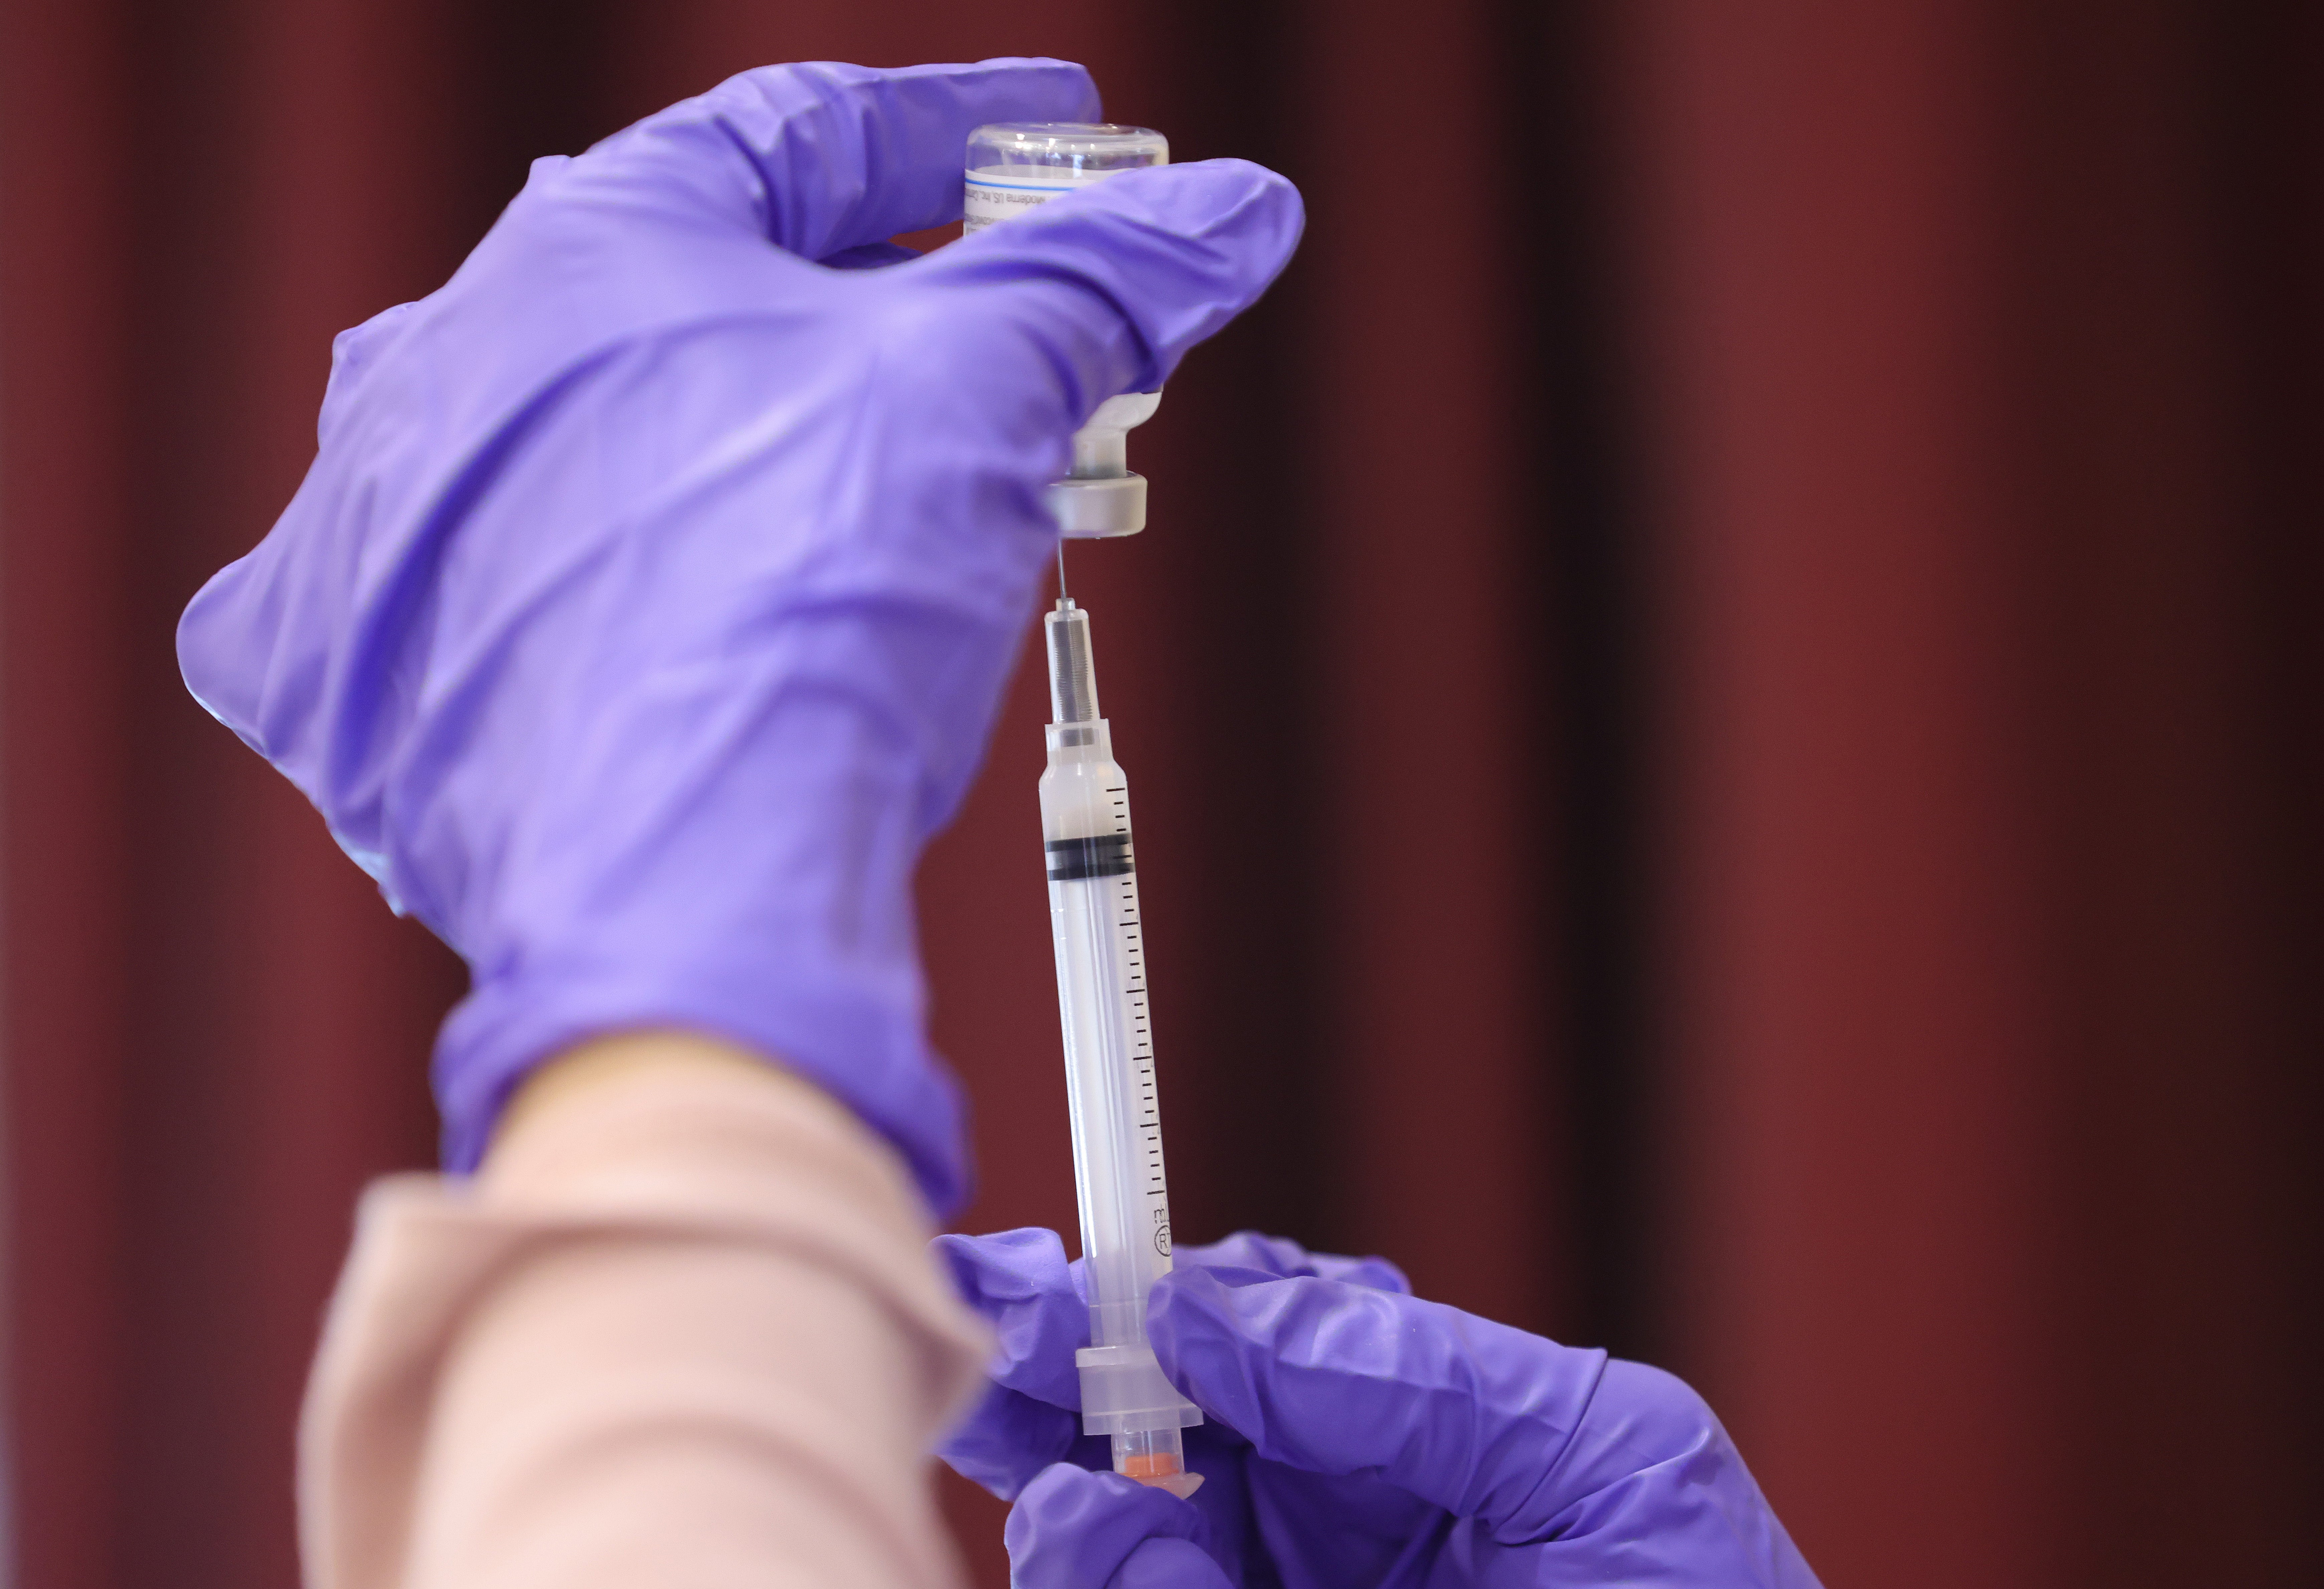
[2,3,2316,1587]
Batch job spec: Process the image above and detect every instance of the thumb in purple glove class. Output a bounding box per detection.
[1005,1465,1229,1589]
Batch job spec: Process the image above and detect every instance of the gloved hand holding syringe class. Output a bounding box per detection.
[968,122,1205,1496]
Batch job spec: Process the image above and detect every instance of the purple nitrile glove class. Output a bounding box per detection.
[174,60,1302,1212]
[939,1229,1822,1588]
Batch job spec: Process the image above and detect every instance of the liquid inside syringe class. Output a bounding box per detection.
[1038,593,1204,1497]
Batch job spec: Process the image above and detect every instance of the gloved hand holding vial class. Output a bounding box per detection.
[179,61,1302,1585]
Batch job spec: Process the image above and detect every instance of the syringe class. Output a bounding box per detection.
[1039,589,1204,1497]
[967,117,1203,1495]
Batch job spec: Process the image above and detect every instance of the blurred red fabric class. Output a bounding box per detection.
[1,3,2315,1587]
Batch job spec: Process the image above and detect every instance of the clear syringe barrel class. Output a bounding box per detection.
[1040,600,1203,1492]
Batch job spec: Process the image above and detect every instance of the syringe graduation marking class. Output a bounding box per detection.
[1109,876,1168,1190]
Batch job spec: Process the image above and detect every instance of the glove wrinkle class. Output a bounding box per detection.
[1489,1346,1611,1546]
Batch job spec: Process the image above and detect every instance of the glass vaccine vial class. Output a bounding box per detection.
[964,122,1169,234]
[964,123,1172,540]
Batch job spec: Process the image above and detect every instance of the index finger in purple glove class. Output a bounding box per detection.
[936,1227,1087,1410]
[557,58,1098,257]
[919,157,1303,399]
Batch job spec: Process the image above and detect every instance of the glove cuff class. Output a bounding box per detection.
[433,945,969,1215]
